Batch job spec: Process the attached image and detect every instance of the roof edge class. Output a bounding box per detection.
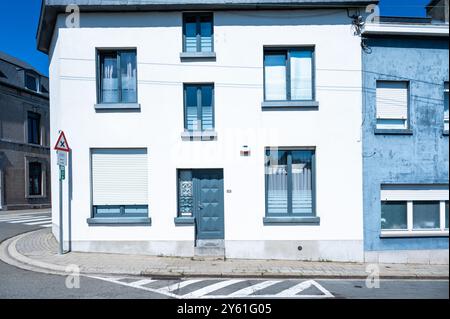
[37,0,379,54]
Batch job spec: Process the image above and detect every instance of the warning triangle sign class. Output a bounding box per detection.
[54,131,70,152]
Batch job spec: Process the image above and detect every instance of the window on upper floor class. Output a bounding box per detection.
[444,82,449,133]
[27,111,41,145]
[263,48,315,103]
[265,148,316,219]
[380,185,449,237]
[97,50,137,105]
[25,72,39,92]
[376,81,409,131]
[183,13,213,53]
[184,84,214,132]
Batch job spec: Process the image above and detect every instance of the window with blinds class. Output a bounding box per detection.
[184,84,214,131]
[376,81,409,130]
[183,13,213,53]
[91,149,148,217]
[444,82,449,132]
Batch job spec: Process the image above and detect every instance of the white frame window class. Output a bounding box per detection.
[25,71,40,93]
[444,82,449,132]
[376,81,409,130]
[380,185,449,238]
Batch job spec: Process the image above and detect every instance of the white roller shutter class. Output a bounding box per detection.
[381,185,449,201]
[92,149,148,206]
[376,81,408,119]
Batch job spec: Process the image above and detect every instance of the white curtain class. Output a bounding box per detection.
[290,51,313,100]
[267,165,288,214]
[102,57,118,103]
[265,55,286,101]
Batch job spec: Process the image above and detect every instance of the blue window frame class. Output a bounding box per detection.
[184,84,214,131]
[265,148,316,217]
[97,50,137,104]
[183,13,213,53]
[264,47,315,102]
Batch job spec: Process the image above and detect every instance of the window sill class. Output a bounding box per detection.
[374,128,413,135]
[87,217,151,226]
[181,131,217,141]
[443,130,449,136]
[94,103,140,111]
[174,217,195,225]
[263,216,320,225]
[261,100,319,110]
[180,52,216,61]
[380,230,449,238]
[26,195,46,199]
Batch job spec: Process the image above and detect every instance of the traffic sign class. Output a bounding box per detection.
[54,131,70,152]
[60,166,65,181]
[57,151,68,166]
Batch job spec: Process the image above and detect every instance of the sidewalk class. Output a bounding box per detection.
[1,228,448,279]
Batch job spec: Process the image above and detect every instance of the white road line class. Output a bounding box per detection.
[40,224,52,228]
[25,220,53,226]
[89,276,179,298]
[275,280,333,298]
[128,279,156,287]
[8,217,51,224]
[227,280,281,297]
[0,215,45,222]
[181,279,244,298]
[157,279,203,294]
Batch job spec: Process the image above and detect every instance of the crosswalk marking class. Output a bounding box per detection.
[227,280,281,297]
[9,217,51,224]
[0,215,44,221]
[90,276,334,299]
[181,279,244,298]
[0,214,51,228]
[157,279,203,293]
[25,220,52,226]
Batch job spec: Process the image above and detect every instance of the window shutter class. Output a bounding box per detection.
[376,81,408,119]
[380,185,449,201]
[92,149,148,206]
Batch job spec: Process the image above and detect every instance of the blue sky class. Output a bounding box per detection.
[0,0,431,76]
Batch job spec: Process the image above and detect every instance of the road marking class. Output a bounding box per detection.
[157,279,203,294]
[89,276,334,299]
[128,279,157,287]
[24,220,52,226]
[0,215,47,222]
[275,280,333,298]
[9,217,51,224]
[227,280,281,297]
[181,279,244,298]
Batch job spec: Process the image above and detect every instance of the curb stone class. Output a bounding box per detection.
[1,229,449,280]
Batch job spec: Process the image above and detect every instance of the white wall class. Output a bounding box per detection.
[49,9,364,260]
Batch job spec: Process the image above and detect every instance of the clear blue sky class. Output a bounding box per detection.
[0,0,431,77]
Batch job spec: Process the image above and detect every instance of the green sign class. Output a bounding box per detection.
[60,166,65,181]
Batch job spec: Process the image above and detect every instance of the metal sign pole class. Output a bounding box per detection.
[59,165,64,255]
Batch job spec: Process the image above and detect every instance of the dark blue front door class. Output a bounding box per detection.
[194,169,224,240]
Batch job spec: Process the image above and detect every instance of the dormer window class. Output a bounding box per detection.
[25,72,40,92]
[0,70,6,79]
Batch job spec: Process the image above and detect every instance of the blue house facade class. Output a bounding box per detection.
[362,16,449,263]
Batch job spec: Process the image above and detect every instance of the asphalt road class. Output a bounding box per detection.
[0,211,448,299]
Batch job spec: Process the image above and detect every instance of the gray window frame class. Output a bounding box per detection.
[96,49,138,105]
[27,111,41,145]
[25,71,40,93]
[182,12,214,53]
[183,83,215,132]
[263,46,316,103]
[263,147,319,225]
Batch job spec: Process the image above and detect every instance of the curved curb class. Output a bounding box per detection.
[0,230,68,276]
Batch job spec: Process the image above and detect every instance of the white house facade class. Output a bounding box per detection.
[38,0,375,262]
